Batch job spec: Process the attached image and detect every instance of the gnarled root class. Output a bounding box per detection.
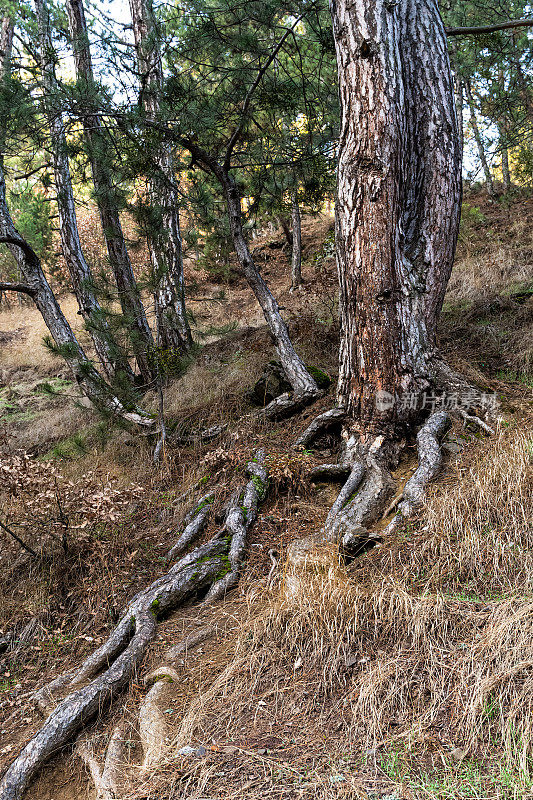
[293,407,345,449]
[0,454,269,800]
[385,410,451,534]
[323,435,396,552]
[167,492,215,560]
[76,726,126,800]
[262,387,323,421]
[203,451,269,603]
[139,667,180,769]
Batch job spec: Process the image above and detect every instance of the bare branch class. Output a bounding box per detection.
[447,18,533,36]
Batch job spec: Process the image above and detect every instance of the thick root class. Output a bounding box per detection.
[385,410,451,533]
[77,725,126,800]
[262,387,323,421]
[324,436,395,551]
[203,451,269,603]
[139,668,180,769]
[167,492,215,560]
[309,463,352,482]
[293,407,345,449]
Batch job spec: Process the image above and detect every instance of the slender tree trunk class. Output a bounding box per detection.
[35,0,133,382]
[499,123,511,192]
[65,0,156,385]
[290,191,302,289]
[128,0,193,355]
[217,167,318,395]
[465,79,495,198]
[0,14,150,424]
[330,0,461,437]
[0,164,150,423]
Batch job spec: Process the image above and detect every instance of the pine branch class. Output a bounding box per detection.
[447,18,533,36]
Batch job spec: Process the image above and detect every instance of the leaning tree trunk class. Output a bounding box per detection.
[290,190,302,289]
[129,0,193,355]
[331,0,462,438]
[0,167,152,425]
[465,79,495,199]
[65,0,156,384]
[217,166,319,398]
[0,15,150,423]
[35,0,133,382]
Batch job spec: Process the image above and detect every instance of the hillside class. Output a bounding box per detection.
[0,192,532,800]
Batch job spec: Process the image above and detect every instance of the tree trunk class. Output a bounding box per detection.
[0,167,151,424]
[35,0,132,382]
[218,168,318,396]
[330,0,461,438]
[465,79,495,198]
[0,14,151,425]
[290,191,302,289]
[277,215,293,248]
[128,0,193,355]
[65,0,156,384]
[500,124,511,192]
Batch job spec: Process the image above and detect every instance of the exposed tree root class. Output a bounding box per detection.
[293,407,345,449]
[385,411,451,534]
[309,463,352,482]
[203,451,268,603]
[139,668,180,769]
[0,453,269,800]
[459,409,495,435]
[325,436,395,552]
[262,387,323,421]
[76,726,125,800]
[171,423,227,447]
[167,492,215,560]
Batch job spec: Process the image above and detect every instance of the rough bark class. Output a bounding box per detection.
[465,80,495,198]
[129,0,192,355]
[290,191,302,289]
[294,407,345,449]
[35,0,132,382]
[455,75,464,159]
[65,0,155,384]
[331,0,462,437]
[166,492,215,560]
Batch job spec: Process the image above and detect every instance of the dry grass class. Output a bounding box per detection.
[0,295,90,371]
[145,423,533,798]
[412,425,533,596]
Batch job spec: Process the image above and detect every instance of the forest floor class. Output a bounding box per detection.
[0,190,532,800]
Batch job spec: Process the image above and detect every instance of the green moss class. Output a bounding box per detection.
[305,364,332,389]
[251,474,268,500]
[150,598,160,616]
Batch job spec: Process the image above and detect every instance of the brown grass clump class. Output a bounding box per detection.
[412,426,533,597]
